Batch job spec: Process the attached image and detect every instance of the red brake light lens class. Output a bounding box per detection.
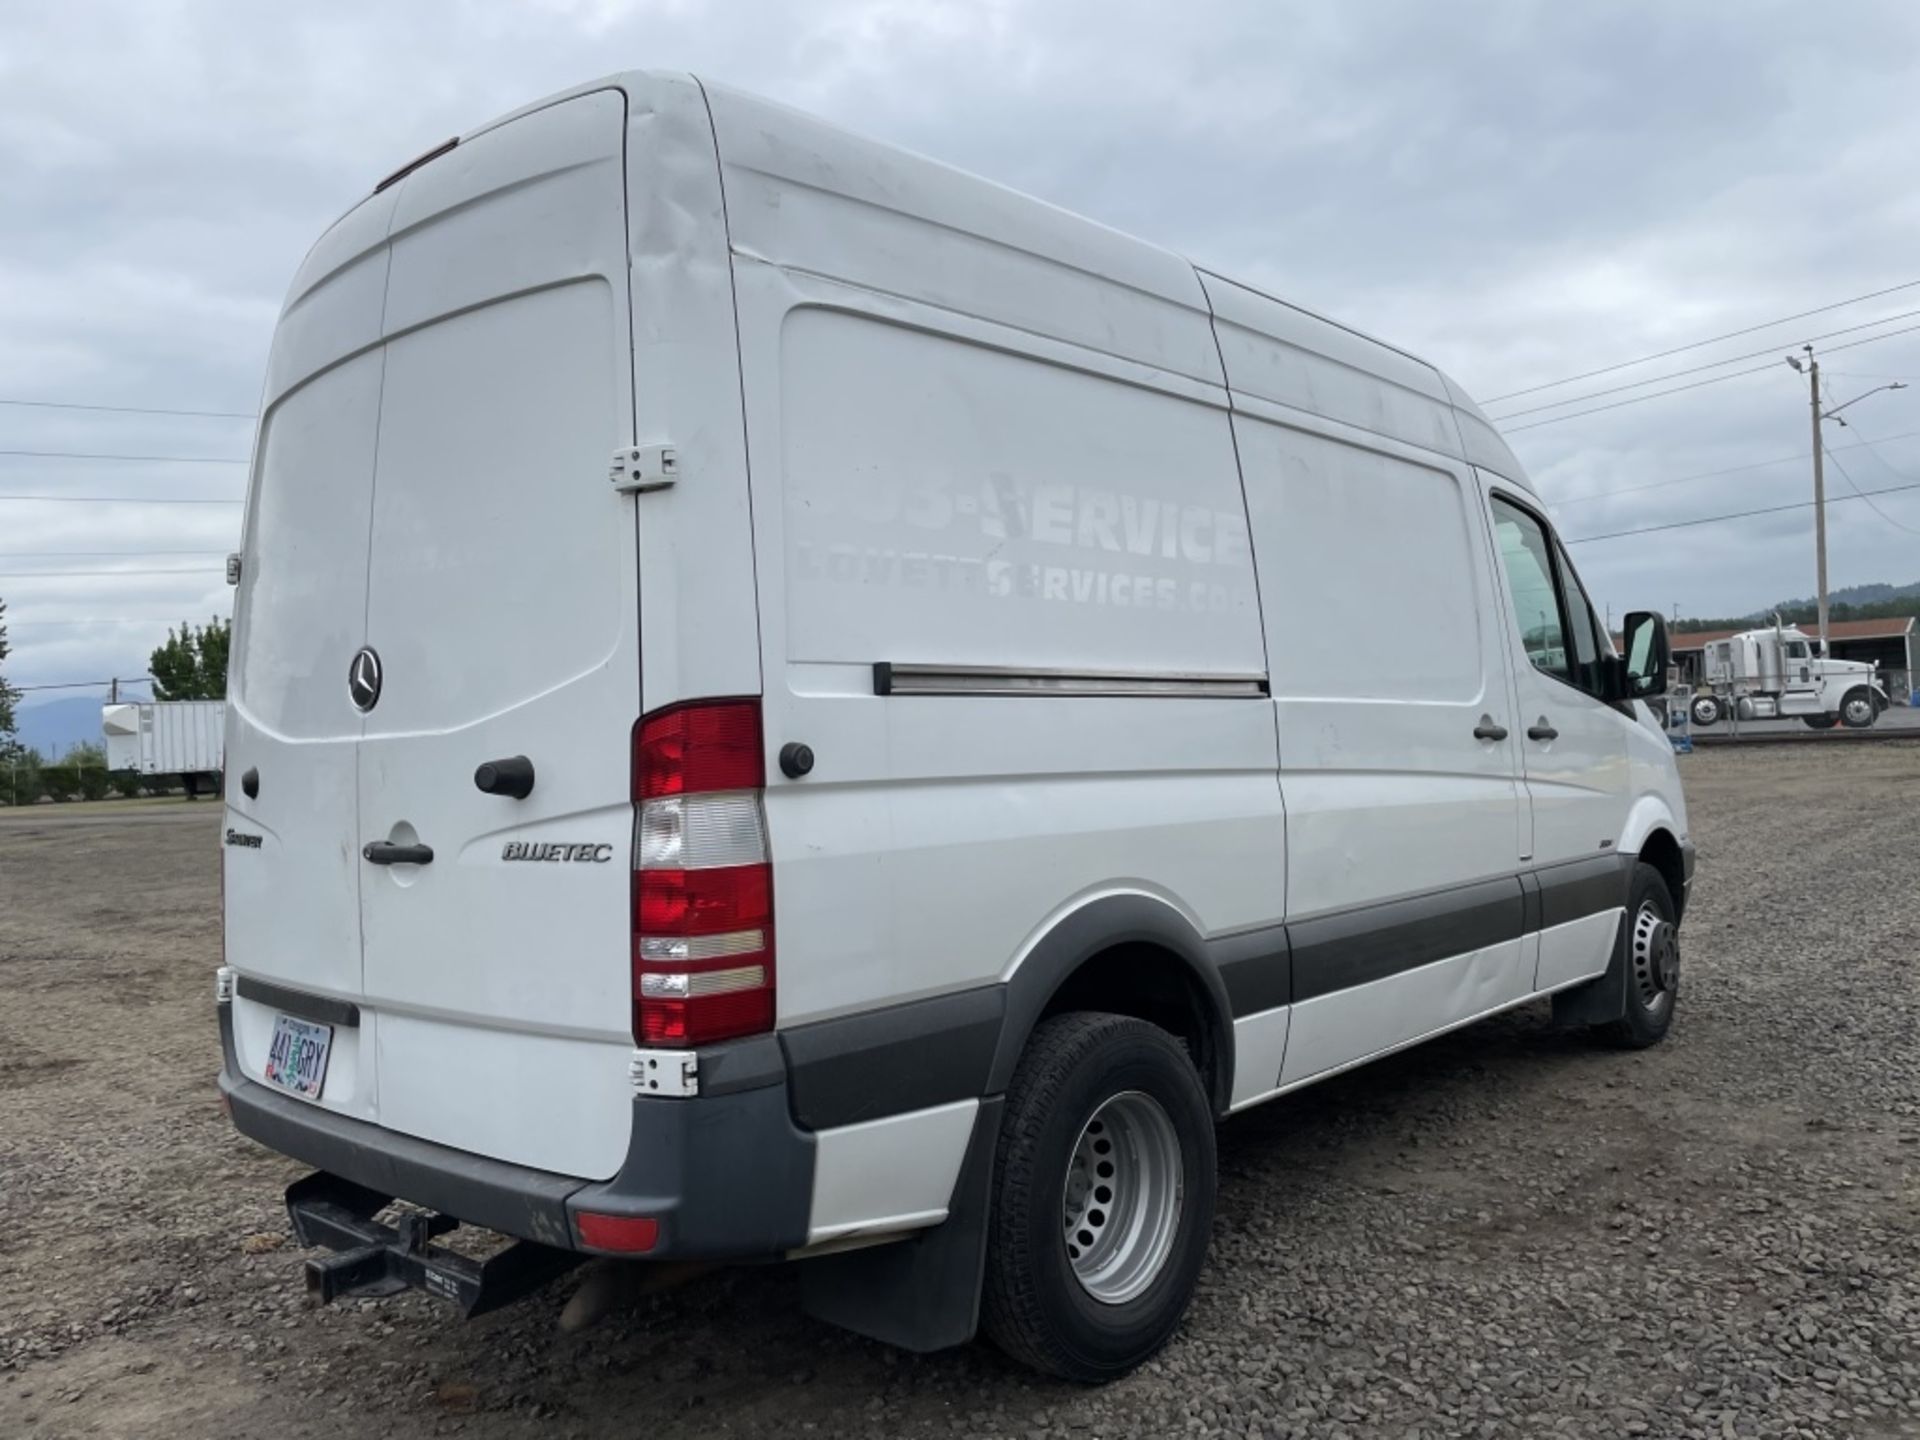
[637,865,772,935]
[634,700,764,800]
[574,1211,660,1254]
[631,698,775,1048]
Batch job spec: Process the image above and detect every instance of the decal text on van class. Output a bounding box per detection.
[501,841,615,863]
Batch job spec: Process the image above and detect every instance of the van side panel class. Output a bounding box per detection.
[629,76,765,710]
[1201,271,1462,460]
[1211,281,1532,1089]
[706,93,1286,1117]
[703,82,1225,388]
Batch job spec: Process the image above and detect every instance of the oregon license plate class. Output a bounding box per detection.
[264,1014,332,1099]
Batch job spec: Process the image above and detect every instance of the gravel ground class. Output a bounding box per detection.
[4,744,1920,1439]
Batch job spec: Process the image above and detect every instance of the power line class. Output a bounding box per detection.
[1504,319,1920,433]
[0,494,240,505]
[1563,479,1920,544]
[0,448,249,465]
[0,549,228,559]
[1502,361,1781,433]
[1488,305,1920,421]
[13,676,158,694]
[0,566,224,579]
[1823,446,1920,536]
[0,396,252,419]
[1482,277,1920,404]
[5,617,222,628]
[1548,426,1920,508]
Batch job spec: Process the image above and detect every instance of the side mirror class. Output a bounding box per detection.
[1619,610,1670,701]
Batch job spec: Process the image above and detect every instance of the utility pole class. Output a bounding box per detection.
[1805,347,1830,652]
[1785,346,1830,652]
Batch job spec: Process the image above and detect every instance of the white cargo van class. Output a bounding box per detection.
[218,72,1692,1381]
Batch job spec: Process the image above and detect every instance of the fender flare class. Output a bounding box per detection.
[990,892,1279,1117]
[1618,794,1681,858]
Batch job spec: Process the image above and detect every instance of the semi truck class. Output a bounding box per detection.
[1689,621,1888,730]
[102,700,226,795]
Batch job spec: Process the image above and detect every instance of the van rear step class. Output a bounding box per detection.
[286,1172,581,1318]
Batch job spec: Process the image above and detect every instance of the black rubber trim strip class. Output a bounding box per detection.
[1534,853,1633,928]
[781,987,1006,1131]
[694,1034,787,1096]
[1518,870,1543,937]
[1289,876,1525,1004]
[235,975,360,1028]
[1214,924,1291,1014]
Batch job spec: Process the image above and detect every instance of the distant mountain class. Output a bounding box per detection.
[11,695,114,758]
[1763,580,1920,613]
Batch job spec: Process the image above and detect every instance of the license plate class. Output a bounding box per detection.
[264,1014,333,1099]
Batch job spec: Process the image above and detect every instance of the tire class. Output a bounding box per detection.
[1840,688,1877,729]
[1803,713,1839,730]
[1599,863,1680,1050]
[1690,695,1721,727]
[982,1013,1216,1382]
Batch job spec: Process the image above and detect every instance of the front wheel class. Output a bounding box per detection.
[1840,688,1878,729]
[1690,695,1721,727]
[1599,864,1680,1050]
[982,1013,1216,1382]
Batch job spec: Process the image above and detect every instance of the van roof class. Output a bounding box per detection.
[297,70,1533,495]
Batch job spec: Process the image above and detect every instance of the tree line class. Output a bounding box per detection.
[1673,597,1920,634]
[0,608,230,806]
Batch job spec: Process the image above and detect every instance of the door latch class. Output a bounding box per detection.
[610,444,678,493]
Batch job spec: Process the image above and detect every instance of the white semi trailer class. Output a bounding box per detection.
[102,700,226,795]
[1690,622,1888,730]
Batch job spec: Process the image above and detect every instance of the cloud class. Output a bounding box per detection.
[4,0,1919,693]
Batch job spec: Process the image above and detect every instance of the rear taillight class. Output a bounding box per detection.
[631,699,774,1046]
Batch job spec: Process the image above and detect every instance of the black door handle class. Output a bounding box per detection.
[363,841,434,866]
[1527,722,1559,742]
[1473,718,1508,741]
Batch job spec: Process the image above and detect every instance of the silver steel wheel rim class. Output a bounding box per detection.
[1630,900,1678,1017]
[1062,1090,1183,1305]
[1845,696,1873,725]
[1692,698,1717,724]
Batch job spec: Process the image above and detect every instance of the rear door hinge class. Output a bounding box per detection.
[610,444,678,493]
[629,1048,698,1098]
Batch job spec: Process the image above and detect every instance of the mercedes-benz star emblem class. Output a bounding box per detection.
[348,647,383,712]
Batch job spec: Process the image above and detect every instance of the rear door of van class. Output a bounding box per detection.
[226,89,639,1181]
[355,91,639,1181]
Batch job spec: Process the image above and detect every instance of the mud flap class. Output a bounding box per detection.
[1550,909,1631,1028]
[797,1096,1002,1353]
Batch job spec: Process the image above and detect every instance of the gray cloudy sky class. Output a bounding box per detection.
[6,0,1920,695]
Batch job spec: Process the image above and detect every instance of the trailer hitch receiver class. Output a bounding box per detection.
[286,1171,582,1318]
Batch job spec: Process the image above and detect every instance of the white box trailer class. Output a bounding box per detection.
[102,700,227,792]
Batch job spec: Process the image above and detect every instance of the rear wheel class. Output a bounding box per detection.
[1690,695,1721,727]
[1840,688,1878,729]
[982,1013,1215,1382]
[1599,864,1680,1050]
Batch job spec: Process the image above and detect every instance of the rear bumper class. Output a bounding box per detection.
[218,1004,814,1258]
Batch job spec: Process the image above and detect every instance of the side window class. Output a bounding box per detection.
[1786,641,1808,660]
[1552,539,1605,694]
[1490,498,1568,682]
